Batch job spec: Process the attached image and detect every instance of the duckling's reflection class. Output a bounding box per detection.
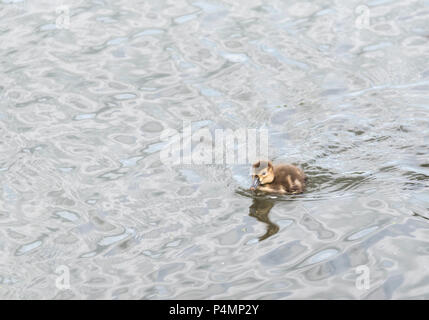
[249,198,279,241]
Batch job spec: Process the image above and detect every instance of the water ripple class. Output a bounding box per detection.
[1,0,429,299]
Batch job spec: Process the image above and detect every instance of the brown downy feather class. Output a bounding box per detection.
[251,160,306,194]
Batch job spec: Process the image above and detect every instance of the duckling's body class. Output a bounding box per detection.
[250,160,306,194]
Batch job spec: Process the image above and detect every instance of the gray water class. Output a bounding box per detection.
[1,0,429,299]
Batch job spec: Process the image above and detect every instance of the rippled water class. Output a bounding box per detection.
[1,0,429,299]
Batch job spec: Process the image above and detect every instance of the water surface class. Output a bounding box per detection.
[1,0,429,299]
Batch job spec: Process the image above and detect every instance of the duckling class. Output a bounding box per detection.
[250,160,306,194]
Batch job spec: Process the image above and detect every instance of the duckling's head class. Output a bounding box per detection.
[250,160,274,190]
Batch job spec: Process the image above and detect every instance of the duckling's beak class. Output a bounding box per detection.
[250,176,260,191]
